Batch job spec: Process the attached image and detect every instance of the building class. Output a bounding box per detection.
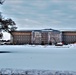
[41,31,48,45]
[10,29,62,45]
[32,30,42,45]
[62,31,76,44]
[48,30,62,45]
[10,30,32,45]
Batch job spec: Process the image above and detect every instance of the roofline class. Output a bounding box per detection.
[62,31,76,32]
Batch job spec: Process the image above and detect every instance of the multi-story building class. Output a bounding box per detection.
[48,30,62,45]
[41,31,48,44]
[10,29,62,45]
[62,31,76,44]
[10,30,32,45]
[32,30,42,45]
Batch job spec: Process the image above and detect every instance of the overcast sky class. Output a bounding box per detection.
[1,0,76,30]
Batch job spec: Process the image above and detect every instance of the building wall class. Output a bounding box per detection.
[62,31,76,44]
[41,31,48,44]
[11,31,32,44]
[10,29,62,45]
[33,31,41,44]
[48,31,62,44]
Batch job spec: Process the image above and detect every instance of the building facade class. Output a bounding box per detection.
[48,30,62,45]
[41,31,48,45]
[10,31,32,45]
[10,29,62,45]
[32,30,42,45]
[62,31,76,44]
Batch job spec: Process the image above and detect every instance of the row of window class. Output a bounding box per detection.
[63,35,76,42]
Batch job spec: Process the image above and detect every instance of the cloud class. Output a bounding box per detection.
[51,0,62,3]
[1,0,76,30]
[29,0,48,10]
[51,10,66,16]
[50,19,61,25]
[69,5,76,10]
[24,19,41,24]
[5,0,23,5]
[15,18,44,29]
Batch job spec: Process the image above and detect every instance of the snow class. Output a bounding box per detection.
[2,32,10,40]
[0,45,76,72]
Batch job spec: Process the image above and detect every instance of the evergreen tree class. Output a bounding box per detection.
[0,0,17,38]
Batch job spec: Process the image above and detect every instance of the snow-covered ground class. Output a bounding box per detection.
[0,45,76,72]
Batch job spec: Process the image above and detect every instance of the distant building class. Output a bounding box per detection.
[10,30,32,45]
[33,30,42,45]
[48,30,62,45]
[10,29,62,45]
[62,31,76,44]
[41,31,48,45]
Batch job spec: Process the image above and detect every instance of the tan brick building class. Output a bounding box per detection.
[62,31,76,44]
[10,29,62,45]
[10,30,32,45]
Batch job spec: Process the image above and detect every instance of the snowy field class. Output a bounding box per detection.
[0,45,76,74]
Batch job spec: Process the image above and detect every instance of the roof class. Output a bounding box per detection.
[62,31,76,33]
[60,29,76,32]
[10,28,61,33]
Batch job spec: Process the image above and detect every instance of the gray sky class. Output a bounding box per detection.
[1,0,76,30]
